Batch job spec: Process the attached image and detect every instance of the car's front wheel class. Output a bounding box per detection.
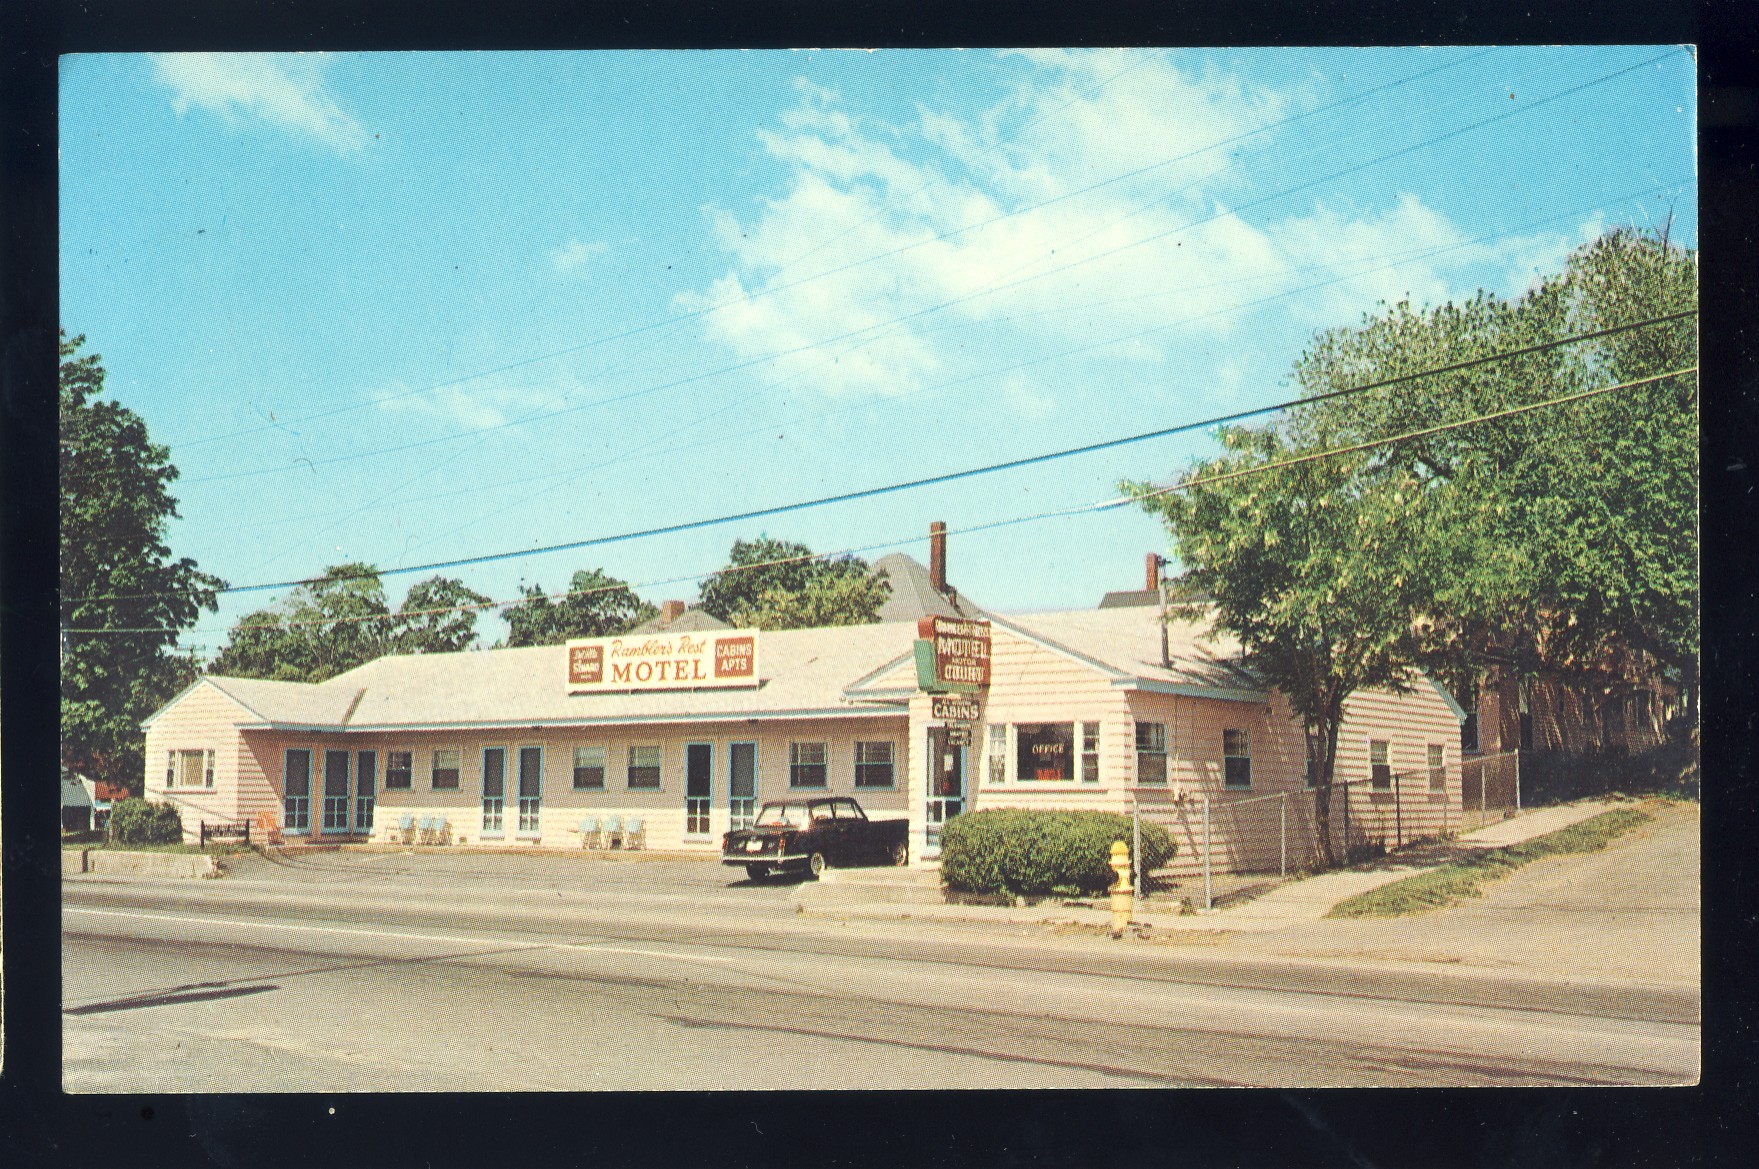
[745,864,769,882]
[808,851,827,879]
[888,840,908,867]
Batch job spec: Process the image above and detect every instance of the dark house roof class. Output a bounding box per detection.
[625,607,732,635]
[869,552,984,623]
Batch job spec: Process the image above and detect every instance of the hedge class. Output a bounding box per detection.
[107,798,184,846]
[940,808,1174,897]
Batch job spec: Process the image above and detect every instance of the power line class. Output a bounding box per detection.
[165,48,1497,455]
[67,362,1696,637]
[68,308,1694,605]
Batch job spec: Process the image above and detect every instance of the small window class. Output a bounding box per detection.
[573,745,607,790]
[1081,723,1100,783]
[1223,729,1251,789]
[1370,740,1391,790]
[627,745,662,789]
[172,749,206,789]
[789,742,827,788]
[1631,691,1653,728]
[987,724,1007,784]
[854,741,894,788]
[1428,743,1446,792]
[385,751,413,790]
[431,748,461,790]
[204,749,216,788]
[1136,722,1167,784]
[832,798,866,821]
[165,751,176,789]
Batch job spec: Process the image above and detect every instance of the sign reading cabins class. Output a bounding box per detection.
[566,630,759,693]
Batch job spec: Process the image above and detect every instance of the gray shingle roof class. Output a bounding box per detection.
[995,607,1263,696]
[194,622,922,731]
[870,552,983,622]
[625,607,731,635]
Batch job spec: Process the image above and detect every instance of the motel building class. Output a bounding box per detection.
[142,593,1467,879]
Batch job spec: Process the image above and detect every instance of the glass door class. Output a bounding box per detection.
[728,741,757,831]
[685,742,713,837]
[283,749,311,833]
[355,750,376,835]
[322,750,351,833]
[517,746,543,836]
[927,727,964,851]
[482,746,506,836]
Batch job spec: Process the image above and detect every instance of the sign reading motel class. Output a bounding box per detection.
[566,630,759,693]
[918,616,991,688]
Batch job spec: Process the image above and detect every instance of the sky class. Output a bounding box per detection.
[59,47,1697,658]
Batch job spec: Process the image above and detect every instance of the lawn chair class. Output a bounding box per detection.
[622,816,645,851]
[576,817,600,849]
[430,817,450,846]
[397,813,416,845]
[601,815,623,850]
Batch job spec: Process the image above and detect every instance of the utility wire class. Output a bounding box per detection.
[68,362,1696,637]
[166,48,1496,454]
[67,307,1694,606]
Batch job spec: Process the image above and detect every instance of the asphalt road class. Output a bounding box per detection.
[63,842,1698,1091]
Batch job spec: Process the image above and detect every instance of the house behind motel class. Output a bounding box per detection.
[143,600,1465,876]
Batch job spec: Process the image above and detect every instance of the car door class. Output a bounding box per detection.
[833,798,872,863]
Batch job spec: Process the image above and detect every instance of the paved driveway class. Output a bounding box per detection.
[1240,799,1700,984]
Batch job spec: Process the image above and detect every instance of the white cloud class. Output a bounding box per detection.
[370,379,557,433]
[150,53,367,152]
[552,238,610,273]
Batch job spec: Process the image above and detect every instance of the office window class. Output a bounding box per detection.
[789,741,827,788]
[1016,723,1074,781]
[385,750,413,790]
[1428,743,1446,792]
[431,748,461,790]
[1370,740,1392,790]
[1223,728,1251,789]
[1081,723,1100,783]
[573,745,607,790]
[627,745,662,789]
[1135,722,1167,784]
[987,724,1007,784]
[854,741,895,788]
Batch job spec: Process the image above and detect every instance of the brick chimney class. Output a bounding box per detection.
[661,600,686,624]
[929,521,948,597]
[1146,552,1163,593]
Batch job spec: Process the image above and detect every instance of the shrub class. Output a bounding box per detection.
[940,808,1174,897]
[107,798,184,846]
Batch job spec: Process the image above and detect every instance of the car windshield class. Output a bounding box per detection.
[754,802,812,827]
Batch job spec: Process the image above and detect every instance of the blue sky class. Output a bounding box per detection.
[59,47,1696,657]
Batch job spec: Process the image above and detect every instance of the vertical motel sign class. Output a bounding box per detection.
[915,616,990,695]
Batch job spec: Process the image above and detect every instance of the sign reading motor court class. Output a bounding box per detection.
[566,631,758,693]
[917,616,991,688]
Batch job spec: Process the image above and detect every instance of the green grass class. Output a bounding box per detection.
[1326,805,1655,918]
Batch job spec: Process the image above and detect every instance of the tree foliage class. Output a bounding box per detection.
[697,536,890,629]
[499,568,656,647]
[60,332,223,791]
[212,566,489,682]
[1126,227,1697,858]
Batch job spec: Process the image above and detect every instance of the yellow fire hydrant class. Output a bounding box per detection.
[1109,840,1133,938]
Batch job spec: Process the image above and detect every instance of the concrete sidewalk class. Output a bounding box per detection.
[798,798,1638,934]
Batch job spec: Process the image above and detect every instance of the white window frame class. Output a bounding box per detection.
[1222,728,1251,789]
[789,741,828,789]
[480,745,507,836]
[385,749,414,790]
[854,740,896,789]
[572,744,607,790]
[516,744,544,835]
[282,748,311,834]
[431,747,462,791]
[1080,722,1100,784]
[627,744,663,790]
[1135,722,1168,784]
[1427,743,1446,793]
[986,724,1007,785]
[1369,738,1392,791]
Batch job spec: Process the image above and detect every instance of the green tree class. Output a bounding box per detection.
[1125,429,1450,864]
[731,567,894,631]
[500,568,656,647]
[697,535,889,628]
[60,332,223,792]
[394,575,491,654]
[1288,227,1698,711]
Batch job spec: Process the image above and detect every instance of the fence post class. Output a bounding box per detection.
[1279,791,1287,878]
[1203,795,1212,912]
[199,820,207,851]
[1514,749,1522,811]
[1343,779,1351,865]
[1395,770,1403,850]
[1132,794,1142,892]
[245,820,251,847]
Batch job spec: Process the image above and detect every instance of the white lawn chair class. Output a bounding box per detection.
[622,816,645,851]
[577,817,600,848]
[601,815,623,850]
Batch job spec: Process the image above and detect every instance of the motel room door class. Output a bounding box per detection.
[685,742,714,839]
[728,741,757,831]
[926,726,965,852]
